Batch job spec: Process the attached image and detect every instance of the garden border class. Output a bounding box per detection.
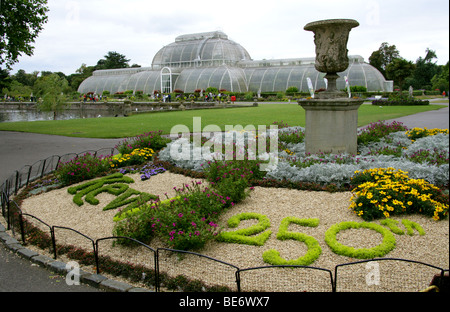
[1,148,448,292]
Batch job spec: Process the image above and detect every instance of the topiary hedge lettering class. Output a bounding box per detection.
[218,212,426,265]
[67,173,158,210]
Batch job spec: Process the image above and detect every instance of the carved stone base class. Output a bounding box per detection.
[298,98,364,155]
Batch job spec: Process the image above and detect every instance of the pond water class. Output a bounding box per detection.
[0,109,123,122]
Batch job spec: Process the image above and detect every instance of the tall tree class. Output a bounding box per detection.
[431,62,449,93]
[95,51,130,70]
[408,48,439,90]
[0,68,11,91]
[33,73,69,119]
[385,58,415,91]
[369,42,400,77]
[0,0,49,69]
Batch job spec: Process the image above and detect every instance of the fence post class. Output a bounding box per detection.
[235,271,241,292]
[51,226,57,259]
[26,166,32,186]
[14,171,19,195]
[154,250,159,292]
[40,159,46,178]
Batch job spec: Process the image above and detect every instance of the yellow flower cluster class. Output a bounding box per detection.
[405,127,449,141]
[350,168,448,221]
[109,148,154,168]
[284,148,294,156]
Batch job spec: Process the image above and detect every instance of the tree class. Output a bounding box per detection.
[2,80,33,99]
[33,73,70,119]
[408,48,439,90]
[385,58,415,91]
[369,42,400,76]
[13,69,39,86]
[95,51,130,70]
[0,0,49,69]
[431,62,449,93]
[0,68,11,91]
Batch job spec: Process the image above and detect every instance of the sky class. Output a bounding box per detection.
[9,0,450,76]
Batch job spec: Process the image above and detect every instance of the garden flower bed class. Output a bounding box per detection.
[10,121,450,292]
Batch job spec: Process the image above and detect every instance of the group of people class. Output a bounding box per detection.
[204,92,227,102]
[82,93,103,103]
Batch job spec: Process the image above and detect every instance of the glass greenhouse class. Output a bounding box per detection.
[78,31,393,95]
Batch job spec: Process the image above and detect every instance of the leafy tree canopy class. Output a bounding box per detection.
[385,58,415,91]
[369,42,400,76]
[95,51,130,70]
[0,0,49,69]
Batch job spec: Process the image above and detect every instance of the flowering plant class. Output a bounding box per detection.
[113,180,232,251]
[357,120,408,146]
[55,153,109,186]
[406,127,449,141]
[115,131,171,155]
[203,159,257,204]
[349,168,449,221]
[109,148,154,168]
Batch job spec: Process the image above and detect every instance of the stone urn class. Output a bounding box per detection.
[304,19,359,98]
[299,19,363,155]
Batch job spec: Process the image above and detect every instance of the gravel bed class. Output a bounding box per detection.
[19,171,449,292]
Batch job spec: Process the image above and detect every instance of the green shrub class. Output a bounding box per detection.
[372,93,429,106]
[350,85,367,93]
[286,86,299,94]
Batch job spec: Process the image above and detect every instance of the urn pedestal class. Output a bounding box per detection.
[299,98,363,155]
[299,19,361,155]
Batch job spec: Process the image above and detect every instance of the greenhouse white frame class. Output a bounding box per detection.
[78,31,393,95]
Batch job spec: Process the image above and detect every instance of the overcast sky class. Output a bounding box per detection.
[9,0,450,75]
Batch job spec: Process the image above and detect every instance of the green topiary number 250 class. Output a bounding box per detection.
[263,217,321,266]
[217,212,272,246]
[218,213,322,266]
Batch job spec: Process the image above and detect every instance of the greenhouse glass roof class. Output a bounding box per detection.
[78,31,393,95]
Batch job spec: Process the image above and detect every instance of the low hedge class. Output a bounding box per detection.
[372,99,429,106]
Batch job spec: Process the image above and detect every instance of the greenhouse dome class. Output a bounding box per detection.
[152,31,251,69]
[78,31,393,95]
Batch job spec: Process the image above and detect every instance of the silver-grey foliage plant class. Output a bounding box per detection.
[158,128,449,187]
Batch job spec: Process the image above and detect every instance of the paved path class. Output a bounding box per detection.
[382,101,449,129]
[0,102,448,292]
[0,134,122,292]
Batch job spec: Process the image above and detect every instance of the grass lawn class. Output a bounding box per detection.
[0,103,445,139]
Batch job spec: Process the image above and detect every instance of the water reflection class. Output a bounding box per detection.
[0,109,123,122]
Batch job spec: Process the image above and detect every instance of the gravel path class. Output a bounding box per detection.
[20,171,449,292]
